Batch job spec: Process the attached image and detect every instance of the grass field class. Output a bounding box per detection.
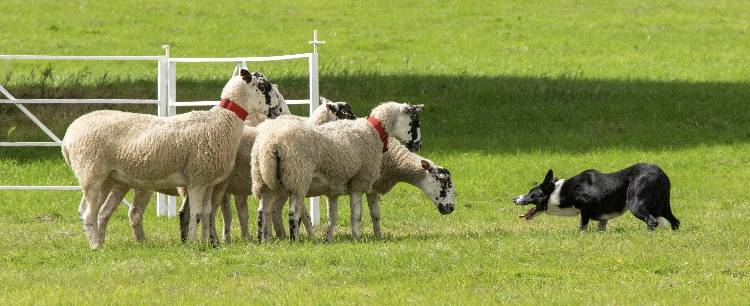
[1,1,750,304]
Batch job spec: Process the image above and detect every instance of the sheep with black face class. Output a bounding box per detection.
[62,69,268,248]
[251,102,424,241]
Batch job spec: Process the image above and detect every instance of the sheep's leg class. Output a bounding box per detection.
[207,182,229,245]
[271,195,288,239]
[81,181,105,249]
[288,193,305,242]
[257,192,274,242]
[208,205,218,244]
[350,192,363,239]
[366,193,382,239]
[186,186,208,242]
[299,200,314,240]
[97,183,129,244]
[129,189,152,242]
[220,194,232,243]
[202,186,218,245]
[326,196,339,242]
[235,196,250,242]
[179,196,190,243]
[77,197,86,221]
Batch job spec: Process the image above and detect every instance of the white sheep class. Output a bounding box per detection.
[268,138,456,241]
[62,69,269,249]
[94,98,356,244]
[92,80,289,244]
[251,102,424,241]
[184,98,357,242]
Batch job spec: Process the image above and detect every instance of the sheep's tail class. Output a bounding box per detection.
[61,144,72,167]
[258,146,282,192]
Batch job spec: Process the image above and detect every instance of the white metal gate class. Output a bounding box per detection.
[0,30,325,225]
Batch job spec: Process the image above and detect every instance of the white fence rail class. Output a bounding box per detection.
[0,30,326,225]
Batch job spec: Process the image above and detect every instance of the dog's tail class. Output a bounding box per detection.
[661,182,680,230]
[662,199,680,230]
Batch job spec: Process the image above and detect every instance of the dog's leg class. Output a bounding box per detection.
[579,211,591,231]
[629,203,659,231]
[597,220,609,231]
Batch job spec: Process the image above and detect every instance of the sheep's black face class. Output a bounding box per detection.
[421,160,456,215]
[334,102,357,120]
[252,75,279,118]
[405,111,422,152]
[265,84,287,119]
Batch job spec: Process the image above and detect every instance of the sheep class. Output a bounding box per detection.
[268,138,456,241]
[251,102,424,241]
[183,98,357,243]
[62,69,269,249]
[91,80,289,244]
[93,98,356,244]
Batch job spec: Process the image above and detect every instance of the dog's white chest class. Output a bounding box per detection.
[545,179,580,217]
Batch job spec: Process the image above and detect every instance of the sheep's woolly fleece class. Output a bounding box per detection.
[251,102,417,199]
[62,70,266,247]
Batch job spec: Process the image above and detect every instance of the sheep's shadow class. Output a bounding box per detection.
[2,73,749,160]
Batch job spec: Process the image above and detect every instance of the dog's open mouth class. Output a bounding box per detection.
[519,206,539,220]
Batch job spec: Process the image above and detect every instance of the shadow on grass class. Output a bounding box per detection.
[2,73,749,159]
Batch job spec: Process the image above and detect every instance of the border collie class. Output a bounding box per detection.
[512,163,680,231]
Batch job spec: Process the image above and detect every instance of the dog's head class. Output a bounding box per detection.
[512,169,557,220]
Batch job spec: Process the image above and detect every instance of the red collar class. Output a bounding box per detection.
[367,117,388,152]
[219,98,248,121]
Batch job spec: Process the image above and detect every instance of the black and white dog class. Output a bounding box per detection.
[512,163,680,231]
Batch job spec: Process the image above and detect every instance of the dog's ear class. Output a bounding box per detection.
[543,169,553,184]
[240,69,253,83]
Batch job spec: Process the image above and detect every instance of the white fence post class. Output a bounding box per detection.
[308,30,325,226]
[165,46,178,216]
[156,46,175,217]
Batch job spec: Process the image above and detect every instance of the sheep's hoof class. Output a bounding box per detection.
[89,241,104,250]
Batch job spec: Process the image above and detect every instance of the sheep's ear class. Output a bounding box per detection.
[402,104,424,114]
[272,83,279,89]
[240,69,253,83]
[326,103,337,113]
[421,160,433,171]
[320,96,331,104]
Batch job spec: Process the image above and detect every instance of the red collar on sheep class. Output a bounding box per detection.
[367,117,388,152]
[219,98,248,121]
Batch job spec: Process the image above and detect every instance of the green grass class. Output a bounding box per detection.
[2,0,750,304]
